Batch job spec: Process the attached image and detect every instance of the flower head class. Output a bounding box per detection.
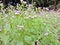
[35,40,40,45]
[12,15,16,18]
[45,32,49,36]
[17,25,24,30]
[15,10,21,15]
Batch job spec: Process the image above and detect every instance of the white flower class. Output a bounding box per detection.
[20,0,23,2]
[17,25,24,30]
[35,40,40,45]
[15,10,21,15]
[45,8,49,11]
[12,15,16,18]
[0,29,2,31]
[25,11,29,15]
[45,32,49,36]
[23,1,27,4]
[0,3,3,6]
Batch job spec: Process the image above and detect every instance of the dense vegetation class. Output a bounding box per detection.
[0,4,60,45]
[0,0,60,10]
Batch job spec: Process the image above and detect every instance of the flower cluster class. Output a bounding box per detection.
[17,25,24,30]
[25,15,38,19]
